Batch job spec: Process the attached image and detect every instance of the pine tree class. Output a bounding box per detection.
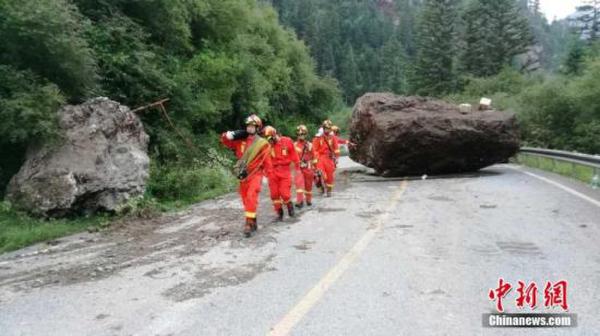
[528,0,541,15]
[413,0,459,96]
[582,0,600,40]
[337,42,362,103]
[460,0,533,77]
[380,37,408,93]
[563,41,586,75]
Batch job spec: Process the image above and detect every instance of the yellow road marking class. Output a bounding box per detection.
[268,180,408,336]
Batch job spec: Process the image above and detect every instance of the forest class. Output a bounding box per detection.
[0,0,599,242]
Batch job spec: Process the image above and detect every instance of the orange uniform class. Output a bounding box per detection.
[335,136,350,146]
[312,134,340,192]
[268,136,300,212]
[294,139,315,204]
[220,132,272,220]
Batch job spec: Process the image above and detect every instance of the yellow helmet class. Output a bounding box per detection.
[245,114,263,129]
[262,125,277,140]
[296,125,308,136]
[322,119,333,130]
[331,125,340,134]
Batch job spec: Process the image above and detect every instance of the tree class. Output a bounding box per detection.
[413,0,460,96]
[582,0,600,40]
[528,0,541,16]
[380,37,408,94]
[563,41,586,75]
[271,0,421,102]
[337,42,362,103]
[0,0,98,100]
[461,0,533,77]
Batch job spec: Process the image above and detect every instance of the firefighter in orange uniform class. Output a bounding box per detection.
[293,125,315,208]
[312,120,340,197]
[331,125,356,148]
[263,126,301,220]
[220,115,272,237]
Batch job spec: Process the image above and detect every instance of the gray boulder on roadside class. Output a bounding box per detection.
[349,93,520,177]
[6,97,150,217]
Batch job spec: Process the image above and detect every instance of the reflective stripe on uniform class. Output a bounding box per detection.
[245,211,256,219]
[272,199,283,204]
[296,189,305,193]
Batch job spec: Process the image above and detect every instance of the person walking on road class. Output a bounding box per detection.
[220,115,272,237]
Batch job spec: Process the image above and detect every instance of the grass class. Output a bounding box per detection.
[515,153,598,186]
[0,202,111,253]
[0,163,238,254]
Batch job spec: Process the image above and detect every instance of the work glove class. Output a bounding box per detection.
[225,131,235,140]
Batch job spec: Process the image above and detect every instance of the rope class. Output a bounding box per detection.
[133,98,230,167]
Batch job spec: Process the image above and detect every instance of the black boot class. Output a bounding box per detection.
[287,202,295,217]
[277,208,284,221]
[251,218,258,232]
[243,218,253,238]
[306,200,312,206]
[295,201,304,209]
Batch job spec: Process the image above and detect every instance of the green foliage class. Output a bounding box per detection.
[452,56,600,155]
[0,0,341,206]
[0,201,110,253]
[0,65,65,195]
[563,42,586,75]
[518,79,577,149]
[515,153,596,185]
[0,66,64,144]
[87,14,175,107]
[0,0,98,99]
[273,0,415,103]
[413,0,460,96]
[147,162,237,205]
[461,0,532,77]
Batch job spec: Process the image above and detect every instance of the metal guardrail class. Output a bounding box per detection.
[520,147,600,167]
[518,147,600,188]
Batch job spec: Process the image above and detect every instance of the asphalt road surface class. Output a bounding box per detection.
[1,157,599,336]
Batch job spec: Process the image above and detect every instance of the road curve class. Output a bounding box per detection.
[1,157,599,335]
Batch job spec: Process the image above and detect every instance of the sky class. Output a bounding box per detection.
[540,0,585,22]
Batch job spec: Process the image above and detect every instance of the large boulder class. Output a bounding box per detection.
[7,97,150,216]
[349,93,520,176]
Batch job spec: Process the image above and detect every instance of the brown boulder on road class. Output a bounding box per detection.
[349,93,520,176]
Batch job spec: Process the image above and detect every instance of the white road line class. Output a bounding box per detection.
[508,165,600,208]
[267,180,409,336]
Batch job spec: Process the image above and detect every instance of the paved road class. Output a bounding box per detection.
[1,158,599,335]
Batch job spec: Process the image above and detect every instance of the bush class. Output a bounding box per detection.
[517,79,577,149]
[0,65,65,195]
[0,0,98,100]
[147,162,237,205]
